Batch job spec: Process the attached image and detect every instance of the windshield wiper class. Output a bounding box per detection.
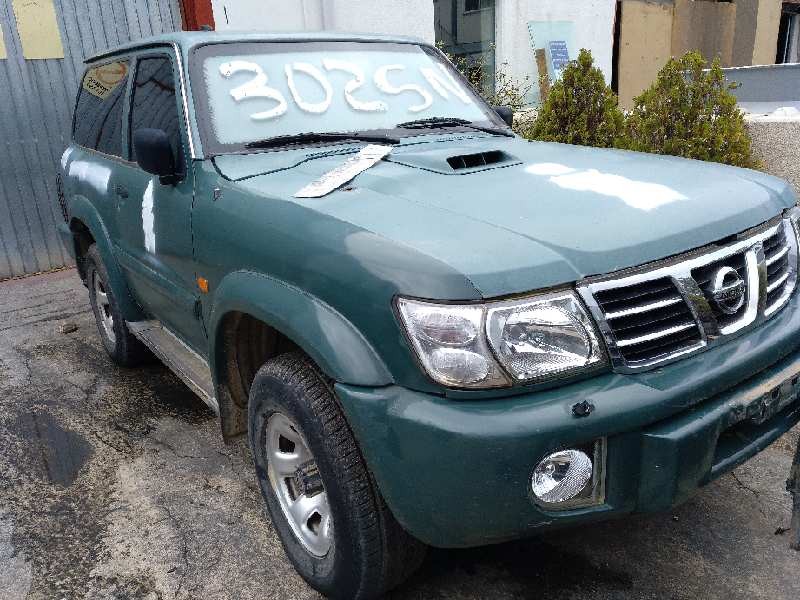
[395,116,514,137]
[244,131,400,149]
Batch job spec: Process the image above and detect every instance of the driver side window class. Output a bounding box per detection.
[129,55,183,171]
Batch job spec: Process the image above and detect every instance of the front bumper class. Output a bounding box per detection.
[335,291,800,548]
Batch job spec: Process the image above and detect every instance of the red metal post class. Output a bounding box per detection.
[180,0,215,31]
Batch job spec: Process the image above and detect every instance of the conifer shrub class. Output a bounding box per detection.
[445,45,759,169]
[626,52,758,168]
[526,49,628,149]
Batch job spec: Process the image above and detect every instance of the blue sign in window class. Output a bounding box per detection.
[548,40,570,74]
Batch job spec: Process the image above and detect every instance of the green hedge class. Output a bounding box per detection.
[626,51,758,168]
[526,49,627,149]
[450,47,759,168]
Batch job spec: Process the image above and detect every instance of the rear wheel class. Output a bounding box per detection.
[85,244,149,366]
[248,352,425,599]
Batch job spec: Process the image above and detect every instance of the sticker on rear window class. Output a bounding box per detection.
[83,61,128,100]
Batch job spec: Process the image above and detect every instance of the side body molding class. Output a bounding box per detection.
[208,270,394,388]
[68,195,144,322]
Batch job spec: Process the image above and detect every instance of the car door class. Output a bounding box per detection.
[113,51,206,354]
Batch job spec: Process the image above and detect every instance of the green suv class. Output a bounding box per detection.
[58,32,800,599]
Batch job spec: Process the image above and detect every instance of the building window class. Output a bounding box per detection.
[464,0,492,13]
[776,3,800,64]
[434,0,495,95]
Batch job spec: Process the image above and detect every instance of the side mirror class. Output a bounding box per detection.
[492,105,514,128]
[133,128,178,185]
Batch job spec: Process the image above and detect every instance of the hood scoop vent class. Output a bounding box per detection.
[387,145,521,174]
[447,150,510,171]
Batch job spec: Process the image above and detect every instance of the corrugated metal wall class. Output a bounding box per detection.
[0,0,183,280]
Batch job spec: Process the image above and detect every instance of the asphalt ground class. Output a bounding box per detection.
[1,269,799,600]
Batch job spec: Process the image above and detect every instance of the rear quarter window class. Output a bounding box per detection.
[73,60,130,157]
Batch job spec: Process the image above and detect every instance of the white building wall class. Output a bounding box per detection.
[212,0,307,31]
[210,0,614,106]
[211,0,435,43]
[325,0,434,42]
[495,0,616,102]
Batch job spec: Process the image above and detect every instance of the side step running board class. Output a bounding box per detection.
[127,320,219,414]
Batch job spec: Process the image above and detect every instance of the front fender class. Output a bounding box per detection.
[69,195,144,321]
[208,270,393,387]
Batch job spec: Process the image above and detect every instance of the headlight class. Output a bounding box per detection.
[397,291,606,389]
[396,299,510,388]
[486,291,606,382]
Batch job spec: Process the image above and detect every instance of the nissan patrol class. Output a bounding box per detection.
[58,32,800,599]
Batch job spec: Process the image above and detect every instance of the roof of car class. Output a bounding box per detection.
[86,30,430,63]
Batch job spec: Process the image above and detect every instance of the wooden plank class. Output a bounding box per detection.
[535,48,550,103]
[11,0,65,59]
[0,22,7,59]
[672,0,736,66]
[617,0,673,109]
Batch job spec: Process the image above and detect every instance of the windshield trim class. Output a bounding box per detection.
[189,40,506,157]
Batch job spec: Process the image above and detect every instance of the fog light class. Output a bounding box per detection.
[532,449,593,504]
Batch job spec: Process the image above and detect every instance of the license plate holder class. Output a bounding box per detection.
[747,376,800,425]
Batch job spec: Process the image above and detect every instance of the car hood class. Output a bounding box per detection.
[215,135,796,298]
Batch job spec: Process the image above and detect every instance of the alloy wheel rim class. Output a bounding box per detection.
[93,271,116,344]
[265,412,333,557]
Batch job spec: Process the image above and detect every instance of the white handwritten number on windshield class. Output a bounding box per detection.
[219,60,472,121]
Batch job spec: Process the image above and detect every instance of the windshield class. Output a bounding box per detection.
[191,41,503,154]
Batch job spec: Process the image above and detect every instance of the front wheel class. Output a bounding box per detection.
[248,352,425,599]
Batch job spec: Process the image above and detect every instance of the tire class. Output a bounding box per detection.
[85,244,150,366]
[248,352,426,599]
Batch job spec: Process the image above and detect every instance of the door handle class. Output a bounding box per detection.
[115,184,129,198]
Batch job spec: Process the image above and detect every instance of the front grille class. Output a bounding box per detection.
[691,249,749,328]
[594,278,702,366]
[578,216,799,372]
[764,222,794,314]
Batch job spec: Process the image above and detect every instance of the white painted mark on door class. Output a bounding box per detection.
[142,180,156,253]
